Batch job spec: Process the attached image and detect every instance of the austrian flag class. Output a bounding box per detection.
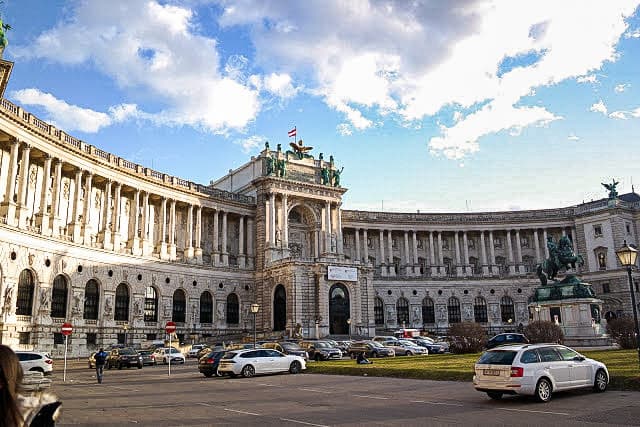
[287,127,297,138]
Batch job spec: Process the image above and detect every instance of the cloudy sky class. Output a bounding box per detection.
[3,0,640,212]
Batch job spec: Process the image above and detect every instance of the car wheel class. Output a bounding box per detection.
[593,369,608,393]
[204,372,214,378]
[405,351,412,356]
[137,363,143,369]
[487,392,503,400]
[534,378,552,403]
[242,365,255,378]
[215,368,221,377]
[88,362,92,369]
[372,352,379,358]
[117,363,123,370]
[229,372,237,378]
[289,361,302,374]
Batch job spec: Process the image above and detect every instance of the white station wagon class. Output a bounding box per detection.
[218,348,306,378]
[473,343,608,402]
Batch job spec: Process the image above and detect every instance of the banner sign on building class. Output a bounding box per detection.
[328,266,358,282]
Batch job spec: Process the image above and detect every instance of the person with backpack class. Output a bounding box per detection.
[94,348,108,384]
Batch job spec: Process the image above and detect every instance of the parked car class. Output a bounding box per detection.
[322,339,347,356]
[88,352,97,369]
[410,338,446,354]
[383,339,427,356]
[153,347,186,364]
[16,351,53,375]
[299,340,342,361]
[106,347,143,369]
[348,341,395,358]
[473,343,608,402]
[198,350,227,377]
[196,346,213,360]
[218,349,306,378]
[188,344,206,358]
[262,342,309,360]
[138,349,157,366]
[486,333,529,349]
[372,336,398,343]
[226,343,264,350]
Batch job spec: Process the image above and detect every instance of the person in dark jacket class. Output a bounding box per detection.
[94,348,108,384]
[356,352,372,365]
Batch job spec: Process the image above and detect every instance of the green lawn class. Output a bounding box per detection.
[306,350,640,391]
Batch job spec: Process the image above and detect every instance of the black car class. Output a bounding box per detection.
[138,349,157,366]
[486,333,529,349]
[198,350,226,377]
[410,338,446,354]
[299,341,342,361]
[106,347,143,369]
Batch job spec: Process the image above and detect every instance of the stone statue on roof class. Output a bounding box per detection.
[601,179,619,200]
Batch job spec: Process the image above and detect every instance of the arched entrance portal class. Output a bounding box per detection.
[273,284,286,331]
[329,284,350,335]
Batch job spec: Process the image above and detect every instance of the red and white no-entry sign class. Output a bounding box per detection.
[61,322,73,336]
[165,321,176,334]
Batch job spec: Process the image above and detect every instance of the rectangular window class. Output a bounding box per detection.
[146,333,157,341]
[626,223,631,234]
[86,333,97,346]
[19,332,30,345]
[442,238,449,250]
[602,283,610,294]
[53,333,65,345]
[117,333,126,345]
[550,307,562,324]
[594,225,603,237]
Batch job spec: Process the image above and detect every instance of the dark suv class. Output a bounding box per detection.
[486,333,529,349]
[106,347,143,369]
[348,341,395,358]
[299,340,342,361]
[262,342,309,360]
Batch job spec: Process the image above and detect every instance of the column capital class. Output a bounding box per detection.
[20,142,31,151]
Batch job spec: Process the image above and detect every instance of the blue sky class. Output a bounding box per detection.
[3,0,640,212]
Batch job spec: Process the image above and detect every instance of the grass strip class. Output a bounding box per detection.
[305,349,640,391]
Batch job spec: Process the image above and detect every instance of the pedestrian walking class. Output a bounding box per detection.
[0,344,62,426]
[94,348,108,384]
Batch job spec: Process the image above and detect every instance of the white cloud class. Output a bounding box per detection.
[233,135,265,153]
[614,83,630,93]
[609,110,628,119]
[590,100,608,114]
[577,74,598,84]
[625,28,640,38]
[108,104,143,123]
[14,1,260,134]
[336,123,352,136]
[567,133,580,141]
[11,88,112,133]
[263,73,299,99]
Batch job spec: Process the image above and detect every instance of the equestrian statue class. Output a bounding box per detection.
[536,235,584,286]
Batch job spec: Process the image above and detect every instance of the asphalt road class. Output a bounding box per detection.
[48,359,640,426]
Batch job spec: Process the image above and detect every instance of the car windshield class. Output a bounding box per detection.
[477,350,518,365]
[315,342,331,348]
[398,340,414,346]
[120,348,137,355]
[369,341,384,348]
[281,343,301,350]
[138,351,152,355]
[167,348,180,354]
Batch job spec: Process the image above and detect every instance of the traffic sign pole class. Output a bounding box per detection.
[168,333,172,377]
[61,322,73,382]
[165,322,176,377]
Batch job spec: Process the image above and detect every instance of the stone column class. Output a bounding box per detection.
[515,229,524,274]
[463,231,469,276]
[379,229,385,274]
[70,168,83,243]
[169,199,177,259]
[194,206,203,263]
[403,231,410,274]
[506,230,515,274]
[0,138,20,226]
[412,231,419,273]
[49,159,63,238]
[282,194,289,251]
[99,180,112,247]
[111,183,122,251]
[270,194,277,248]
[36,154,52,236]
[570,227,578,273]
[238,215,246,268]
[534,229,541,263]
[429,231,436,276]
[141,192,151,256]
[158,197,168,259]
[212,209,220,265]
[387,230,394,276]
[16,143,31,228]
[543,229,549,258]
[81,172,94,246]
[247,217,255,268]
[265,194,271,247]
[489,230,496,275]
[363,229,369,264]
[355,229,361,263]
[437,231,444,276]
[221,211,228,266]
[454,231,462,276]
[126,189,141,255]
[480,231,489,275]
[185,204,194,259]
[336,204,344,256]
[325,201,332,253]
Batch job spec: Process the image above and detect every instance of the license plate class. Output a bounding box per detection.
[483,369,501,376]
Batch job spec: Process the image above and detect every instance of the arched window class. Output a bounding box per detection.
[114,283,130,321]
[227,293,239,324]
[200,291,213,324]
[500,296,515,323]
[474,296,488,323]
[374,297,384,325]
[396,298,409,326]
[144,286,158,322]
[422,298,435,324]
[448,297,461,323]
[172,289,186,323]
[50,275,68,318]
[16,269,35,316]
[84,279,99,320]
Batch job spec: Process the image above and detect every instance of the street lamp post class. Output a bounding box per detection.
[615,240,640,369]
[123,323,129,346]
[250,303,260,349]
[346,318,351,341]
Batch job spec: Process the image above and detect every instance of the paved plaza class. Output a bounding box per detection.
[48,359,640,426]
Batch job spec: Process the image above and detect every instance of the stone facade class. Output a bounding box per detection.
[0,59,638,356]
